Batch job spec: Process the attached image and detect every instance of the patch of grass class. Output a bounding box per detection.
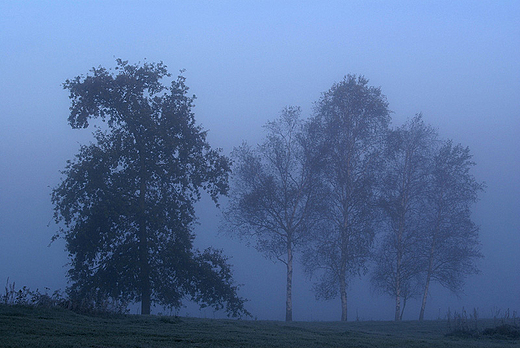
[1,305,520,347]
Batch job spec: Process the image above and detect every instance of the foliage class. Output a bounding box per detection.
[445,307,520,341]
[2,278,127,315]
[371,114,438,320]
[303,75,390,321]
[223,106,326,321]
[51,59,247,317]
[371,114,484,321]
[418,139,484,320]
[3,278,63,308]
[224,107,323,258]
[445,307,481,338]
[482,325,520,339]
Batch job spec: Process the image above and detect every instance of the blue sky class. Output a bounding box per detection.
[0,1,518,320]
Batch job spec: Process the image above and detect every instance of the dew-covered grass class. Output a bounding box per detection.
[1,304,518,347]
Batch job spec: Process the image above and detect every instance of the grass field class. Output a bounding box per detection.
[1,304,519,348]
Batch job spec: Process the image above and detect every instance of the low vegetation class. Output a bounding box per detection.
[1,303,519,348]
[445,307,520,340]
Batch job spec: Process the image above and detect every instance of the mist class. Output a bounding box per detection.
[0,1,518,321]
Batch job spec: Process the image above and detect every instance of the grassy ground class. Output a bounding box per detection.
[1,304,518,348]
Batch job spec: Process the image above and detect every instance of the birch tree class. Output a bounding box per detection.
[305,75,390,321]
[418,140,484,320]
[223,107,325,321]
[371,114,437,321]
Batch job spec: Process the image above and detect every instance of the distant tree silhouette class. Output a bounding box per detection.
[304,75,390,321]
[371,114,438,321]
[418,140,484,320]
[371,114,484,321]
[223,107,326,321]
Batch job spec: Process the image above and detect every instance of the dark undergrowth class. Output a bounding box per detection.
[2,278,129,316]
[446,307,520,341]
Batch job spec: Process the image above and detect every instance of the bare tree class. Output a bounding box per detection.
[304,75,390,321]
[418,140,484,320]
[222,107,325,321]
[371,114,437,321]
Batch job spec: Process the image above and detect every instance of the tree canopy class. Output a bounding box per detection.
[304,75,391,321]
[371,114,438,321]
[417,139,484,320]
[371,115,484,321]
[223,107,326,321]
[52,59,248,317]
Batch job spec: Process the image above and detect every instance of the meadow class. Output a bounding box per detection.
[1,304,519,348]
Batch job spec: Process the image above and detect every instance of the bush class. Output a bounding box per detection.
[482,324,520,340]
[3,278,128,316]
[445,307,520,341]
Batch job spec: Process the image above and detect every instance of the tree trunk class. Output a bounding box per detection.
[420,207,440,321]
[395,263,401,321]
[400,295,407,321]
[394,291,402,321]
[138,151,151,315]
[139,246,151,315]
[420,248,434,321]
[339,213,349,322]
[285,242,293,322]
[139,225,151,315]
[339,270,348,321]
[419,273,431,321]
[394,205,405,322]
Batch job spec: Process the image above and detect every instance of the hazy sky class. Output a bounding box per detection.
[1,1,518,321]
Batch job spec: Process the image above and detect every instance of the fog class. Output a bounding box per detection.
[0,1,518,321]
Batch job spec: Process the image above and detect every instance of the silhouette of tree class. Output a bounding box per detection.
[305,75,390,321]
[223,107,325,321]
[418,140,484,320]
[371,114,437,321]
[52,59,248,317]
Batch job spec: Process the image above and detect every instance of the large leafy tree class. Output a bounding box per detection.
[418,139,483,320]
[223,107,325,321]
[371,114,438,321]
[52,59,248,317]
[305,75,390,321]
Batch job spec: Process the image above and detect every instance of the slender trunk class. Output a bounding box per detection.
[138,151,151,315]
[339,207,349,322]
[394,279,401,321]
[419,273,431,321]
[420,199,442,321]
[395,148,410,321]
[395,248,402,321]
[339,268,348,321]
[400,295,407,321]
[395,236,403,321]
[285,241,293,322]
[419,245,435,321]
[339,227,348,322]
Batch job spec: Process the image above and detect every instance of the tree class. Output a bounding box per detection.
[305,75,390,321]
[418,139,484,320]
[51,59,248,317]
[371,114,438,321]
[223,106,325,321]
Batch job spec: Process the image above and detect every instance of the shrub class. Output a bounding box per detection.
[3,278,128,316]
